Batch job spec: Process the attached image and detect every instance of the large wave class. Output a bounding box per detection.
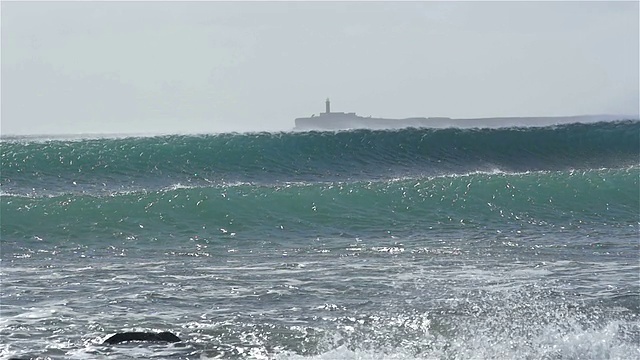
[2,120,638,196]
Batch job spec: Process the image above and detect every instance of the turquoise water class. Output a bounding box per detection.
[1,121,639,359]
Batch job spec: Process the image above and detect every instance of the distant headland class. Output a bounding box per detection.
[294,99,629,130]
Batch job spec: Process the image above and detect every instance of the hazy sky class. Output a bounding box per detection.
[2,1,638,135]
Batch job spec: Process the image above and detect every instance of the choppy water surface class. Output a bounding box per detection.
[1,121,639,359]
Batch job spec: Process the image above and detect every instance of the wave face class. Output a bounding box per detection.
[2,120,638,195]
[1,120,639,359]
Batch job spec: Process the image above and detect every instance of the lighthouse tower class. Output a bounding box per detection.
[325,98,331,114]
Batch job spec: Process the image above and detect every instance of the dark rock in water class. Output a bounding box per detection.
[103,331,181,344]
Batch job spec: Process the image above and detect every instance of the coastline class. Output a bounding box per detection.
[294,113,633,131]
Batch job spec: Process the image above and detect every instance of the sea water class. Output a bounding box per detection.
[1,121,639,359]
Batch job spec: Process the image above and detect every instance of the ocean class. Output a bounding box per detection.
[1,120,639,359]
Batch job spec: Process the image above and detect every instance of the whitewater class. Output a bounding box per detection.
[1,120,639,359]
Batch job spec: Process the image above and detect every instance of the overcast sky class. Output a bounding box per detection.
[2,1,638,135]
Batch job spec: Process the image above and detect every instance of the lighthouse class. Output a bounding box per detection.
[325,98,331,114]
